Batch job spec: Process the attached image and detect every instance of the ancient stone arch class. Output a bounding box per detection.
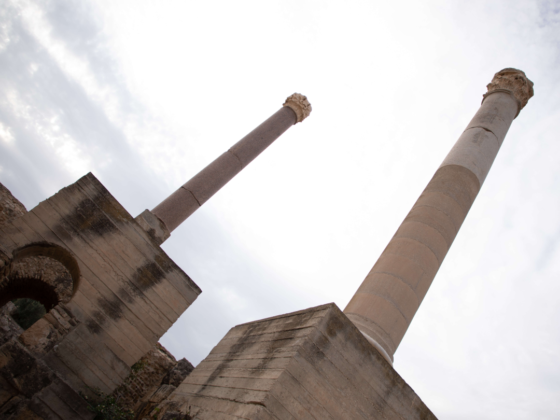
[0,243,79,310]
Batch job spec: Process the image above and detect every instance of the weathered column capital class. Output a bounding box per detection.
[283,93,312,123]
[483,68,534,117]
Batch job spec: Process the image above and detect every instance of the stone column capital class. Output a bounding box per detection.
[483,68,534,116]
[283,93,312,123]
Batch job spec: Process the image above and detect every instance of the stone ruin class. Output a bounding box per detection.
[0,73,533,419]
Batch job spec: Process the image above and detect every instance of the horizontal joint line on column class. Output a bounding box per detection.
[392,236,442,265]
[377,253,427,280]
[354,291,411,323]
[401,219,452,248]
[368,270,420,298]
[227,149,245,168]
[412,204,460,234]
[345,312,398,351]
[181,186,202,207]
[423,188,468,219]
[463,126,500,146]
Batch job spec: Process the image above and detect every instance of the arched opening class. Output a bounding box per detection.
[0,243,79,331]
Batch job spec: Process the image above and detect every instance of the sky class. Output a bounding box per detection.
[1,0,560,418]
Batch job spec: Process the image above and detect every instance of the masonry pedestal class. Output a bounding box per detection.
[156,304,436,420]
[0,174,201,419]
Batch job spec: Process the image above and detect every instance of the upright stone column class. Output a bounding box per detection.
[344,68,534,364]
[142,94,311,241]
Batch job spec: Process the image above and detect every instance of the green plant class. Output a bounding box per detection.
[82,389,134,420]
[11,298,46,329]
[131,359,147,373]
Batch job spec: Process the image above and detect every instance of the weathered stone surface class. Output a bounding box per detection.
[344,69,534,362]
[0,303,23,347]
[485,67,534,111]
[282,93,312,123]
[162,358,195,388]
[0,339,93,419]
[114,344,178,411]
[153,304,436,420]
[134,210,171,246]
[151,95,308,234]
[0,183,27,226]
[0,172,201,413]
[18,319,61,354]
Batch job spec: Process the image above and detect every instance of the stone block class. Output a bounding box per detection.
[404,204,457,248]
[183,151,242,205]
[368,254,425,289]
[155,304,436,420]
[134,209,171,246]
[383,237,440,280]
[424,165,480,213]
[18,319,60,354]
[229,107,296,168]
[441,127,500,185]
[395,220,449,265]
[151,187,200,233]
[466,90,518,144]
[357,272,420,321]
[0,173,201,397]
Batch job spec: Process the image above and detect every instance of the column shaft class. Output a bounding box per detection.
[151,94,311,234]
[344,69,533,363]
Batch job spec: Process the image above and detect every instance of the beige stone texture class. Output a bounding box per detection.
[0,182,27,226]
[282,93,312,123]
[468,92,518,144]
[183,151,242,206]
[369,254,426,289]
[151,187,200,234]
[0,339,93,419]
[394,220,450,264]
[344,165,482,359]
[112,344,177,411]
[153,304,436,420]
[344,69,534,360]
[0,173,201,399]
[0,303,23,348]
[404,203,458,247]
[344,312,396,362]
[150,96,309,235]
[229,107,297,167]
[18,318,61,354]
[485,67,534,112]
[345,292,408,355]
[425,165,481,212]
[134,209,171,246]
[356,272,420,321]
[383,237,440,279]
[440,127,501,185]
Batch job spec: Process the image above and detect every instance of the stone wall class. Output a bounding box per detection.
[0,303,23,347]
[155,304,436,420]
[0,178,198,419]
[0,182,73,310]
[0,183,27,225]
[112,343,194,419]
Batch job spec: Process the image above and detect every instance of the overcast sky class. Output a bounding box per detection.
[1,0,560,418]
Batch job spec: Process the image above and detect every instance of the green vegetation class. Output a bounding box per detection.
[82,389,134,420]
[11,298,46,329]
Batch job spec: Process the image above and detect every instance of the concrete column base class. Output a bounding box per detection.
[155,304,436,420]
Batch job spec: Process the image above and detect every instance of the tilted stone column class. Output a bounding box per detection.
[137,94,312,243]
[344,68,534,364]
